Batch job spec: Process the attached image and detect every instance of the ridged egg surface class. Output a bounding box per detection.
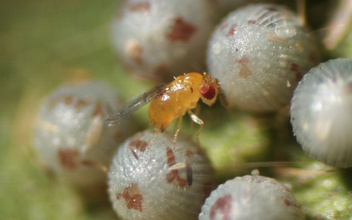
[108,130,215,220]
[111,0,219,81]
[33,81,137,188]
[291,58,352,168]
[207,4,320,112]
[199,175,304,220]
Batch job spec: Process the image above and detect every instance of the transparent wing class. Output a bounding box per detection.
[106,84,166,126]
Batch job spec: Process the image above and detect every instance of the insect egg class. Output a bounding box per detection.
[111,0,219,81]
[207,4,321,112]
[112,0,217,81]
[33,81,138,189]
[290,58,352,168]
[199,174,304,220]
[108,130,215,220]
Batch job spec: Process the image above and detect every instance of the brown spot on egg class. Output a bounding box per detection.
[74,99,89,110]
[290,63,299,72]
[116,183,144,212]
[166,16,196,42]
[166,147,188,187]
[58,149,79,170]
[166,169,189,187]
[185,149,194,157]
[237,57,251,78]
[290,63,303,81]
[130,140,148,152]
[125,39,144,65]
[128,2,150,12]
[226,25,237,37]
[284,199,291,206]
[209,195,233,220]
[63,95,74,106]
[166,147,176,167]
[128,139,148,160]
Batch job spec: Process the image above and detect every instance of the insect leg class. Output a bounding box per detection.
[147,129,160,149]
[187,109,204,144]
[173,116,183,148]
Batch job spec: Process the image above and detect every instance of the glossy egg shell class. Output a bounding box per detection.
[111,0,219,81]
[33,81,138,188]
[108,130,215,220]
[291,58,352,168]
[199,175,304,220]
[207,4,320,112]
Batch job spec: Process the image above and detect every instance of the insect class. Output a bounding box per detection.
[107,72,224,142]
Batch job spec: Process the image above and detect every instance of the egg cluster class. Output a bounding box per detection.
[33,0,352,219]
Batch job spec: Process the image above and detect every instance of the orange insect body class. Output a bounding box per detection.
[149,72,204,131]
[106,72,220,134]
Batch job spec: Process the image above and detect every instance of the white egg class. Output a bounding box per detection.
[108,130,215,220]
[111,0,219,81]
[291,58,352,168]
[199,175,304,220]
[33,81,138,188]
[207,4,320,112]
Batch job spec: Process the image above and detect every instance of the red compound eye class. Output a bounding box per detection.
[200,84,216,100]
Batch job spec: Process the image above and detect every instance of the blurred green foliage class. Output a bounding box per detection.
[0,0,127,219]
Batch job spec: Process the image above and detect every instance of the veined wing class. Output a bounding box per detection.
[106,84,166,126]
